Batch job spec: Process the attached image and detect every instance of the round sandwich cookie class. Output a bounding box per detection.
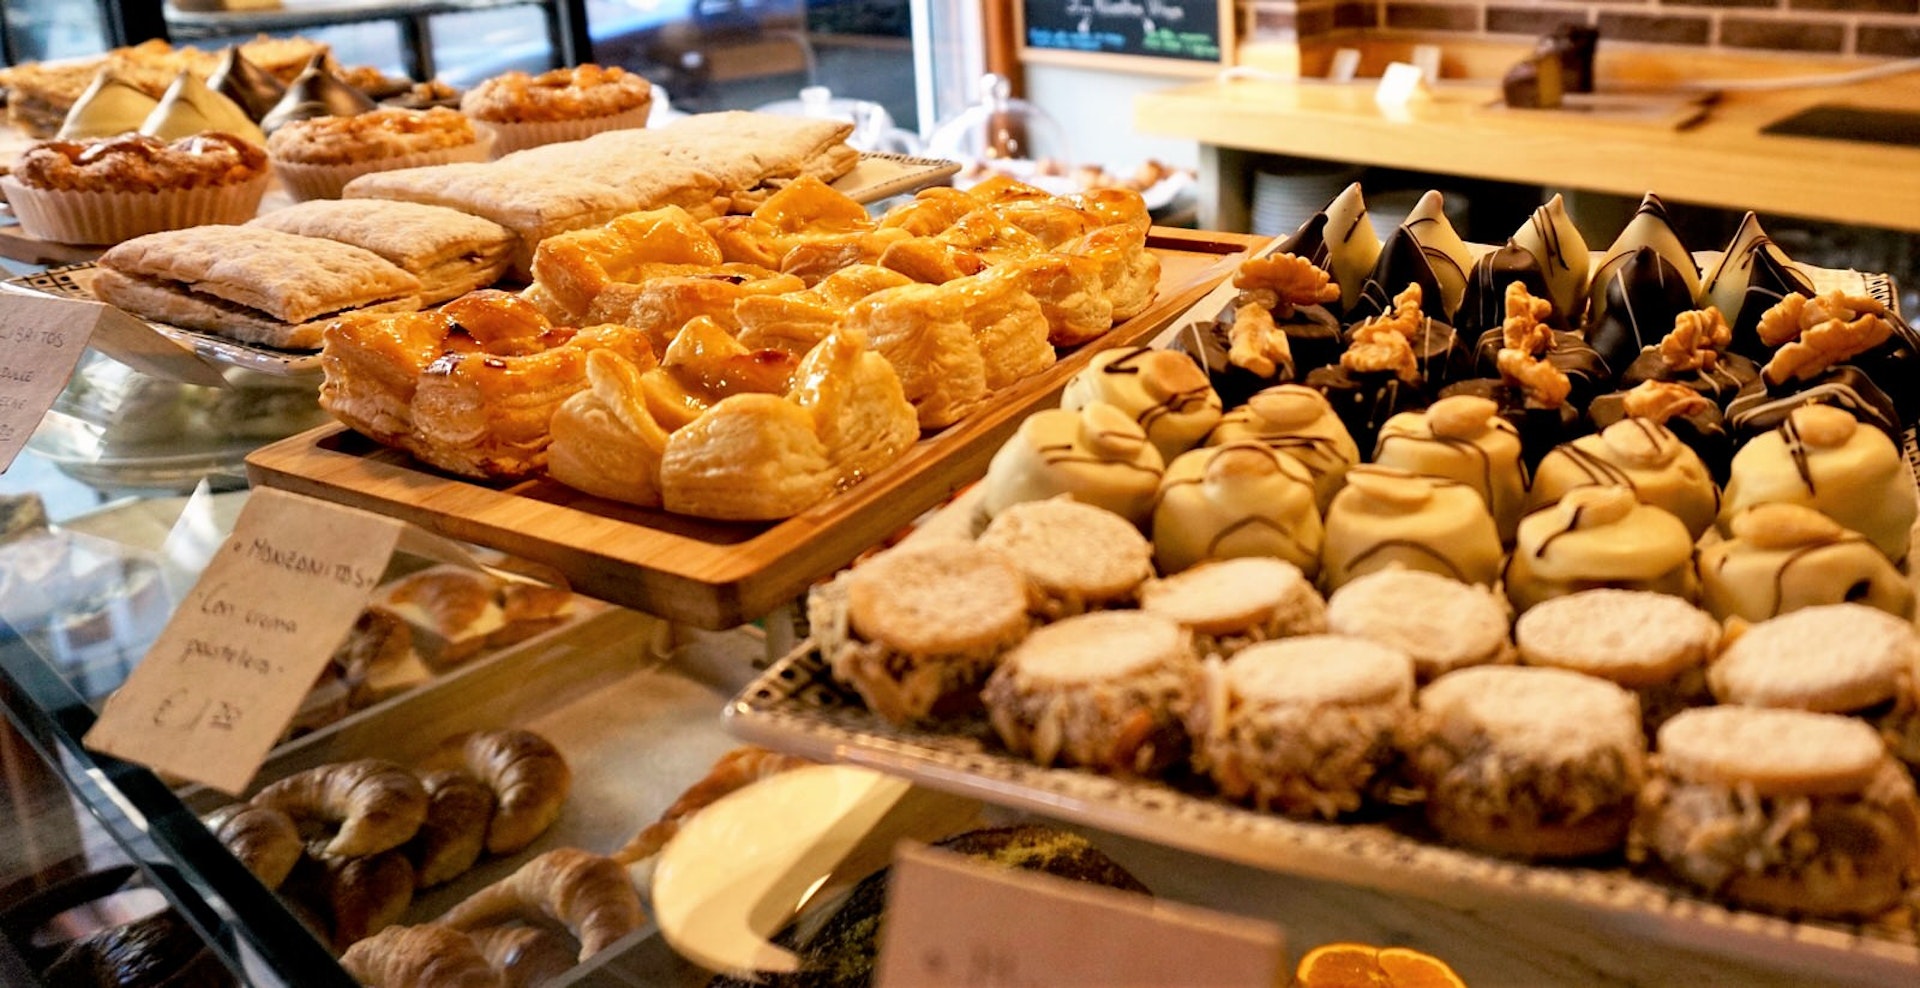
[1708,603,1918,715]
[1138,557,1328,659]
[982,611,1198,776]
[1633,707,1920,919]
[1187,635,1414,819]
[819,542,1035,725]
[978,498,1153,618]
[1406,665,1646,860]
[1515,589,1720,734]
[1326,568,1513,683]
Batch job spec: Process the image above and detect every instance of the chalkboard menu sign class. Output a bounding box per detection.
[1021,0,1230,66]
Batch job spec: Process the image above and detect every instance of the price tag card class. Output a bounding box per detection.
[0,290,104,472]
[875,843,1286,988]
[85,489,403,795]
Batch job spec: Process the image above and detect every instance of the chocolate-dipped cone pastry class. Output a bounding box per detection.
[262,52,378,134]
[1700,212,1814,357]
[981,401,1166,525]
[1320,464,1503,591]
[1753,289,1920,419]
[1616,308,1758,408]
[1719,404,1916,563]
[1698,503,1914,622]
[1470,282,1609,408]
[1173,252,1346,405]
[1457,240,1559,339]
[1207,384,1359,511]
[1404,190,1474,317]
[1373,394,1527,544]
[1727,292,1904,441]
[1528,418,1719,539]
[1340,282,1469,388]
[1511,193,1590,321]
[1586,246,1697,375]
[209,45,286,123]
[1504,486,1697,613]
[1061,347,1222,463]
[140,71,265,145]
[1347,227,1448,326]
[1589,192,1700,325]
[1456,284,1595,468]
[1277,182,1381,316]
[57,69,159,140]
[1153,441,1324,576]
[1588,381,1733,483]
[1305,288,1431,453]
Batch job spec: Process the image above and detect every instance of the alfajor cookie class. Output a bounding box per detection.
[1326,568,1513,682]
[1205,384,1360,511]
[1698,503,1914,623]
[982,611,1199,776]
[1318,465,1503,592]
[1152,441,1324,576]
[817,541,1034,724]
[1515,589,1719,734]
[1139,557,1327,659]
[1187,635,1414,818]
[1719,404,1917,563]
[1633,706,1920,919]
[1527,418,1720,540]
[978,498,1153,618]
[1503,486,1697,614]
[1060,346,1223,463]
[980,402,1165,525]
[1405,665,1647,859]
[1707,603,1917,716]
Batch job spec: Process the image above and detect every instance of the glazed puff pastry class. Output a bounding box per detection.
[956,268,1055,389]
[661,394,837,519]
[790,327,919,485]
[848,281,987,429]
[586,267,804,352]
[994,253,1112,347]
[878,187,979,237]
[548,349,671,507]
[320,310,448,447]
[1067,224,1159,321]
[734,264,913,354]
[530,206,724,323]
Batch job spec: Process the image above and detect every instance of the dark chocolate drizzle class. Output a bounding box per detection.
[1342,538,1471,583]
[1347,227,1447,325]
[1457,241,1559,338]
[1587,246,1696,375]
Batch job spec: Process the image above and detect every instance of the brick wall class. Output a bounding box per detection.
[1245,0,1920,56]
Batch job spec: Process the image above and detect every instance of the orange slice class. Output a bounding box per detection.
[1378,946,1467,988]
[1294,942,1467,988]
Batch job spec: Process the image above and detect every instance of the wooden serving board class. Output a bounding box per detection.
[246,228,1263,629]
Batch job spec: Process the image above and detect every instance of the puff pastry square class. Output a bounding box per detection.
[96,226,422,348]
[848,281,986,429]
[248,199,515,305]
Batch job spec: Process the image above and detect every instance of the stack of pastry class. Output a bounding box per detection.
[321,173,1157,520]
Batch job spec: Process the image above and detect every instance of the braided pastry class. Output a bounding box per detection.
[427,730,570,855]
[250,759,428,858]
[407,770,497,888]
[204,803,302,890]
[439,848,643,962]
[342,924,502,988]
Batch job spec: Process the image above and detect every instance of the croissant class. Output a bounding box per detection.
[614,746,813,863]
[250,759,428,858]
[342,924,503,988]
[471,924,576,988]
[407,770,497,888]
[284,850,416,951]
[205,803,302,890]
[427,730,572,855]
[41,910,226,988]
[439,848,644,962]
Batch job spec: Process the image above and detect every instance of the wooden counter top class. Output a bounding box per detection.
[1135,75,1920,232]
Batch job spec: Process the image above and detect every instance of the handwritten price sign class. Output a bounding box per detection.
[86,489,403,794]
[0,289,104,472]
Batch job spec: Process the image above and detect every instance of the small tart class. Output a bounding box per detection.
[12,132,265,192]
[461,64,652,124]
[267,106,477,165]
